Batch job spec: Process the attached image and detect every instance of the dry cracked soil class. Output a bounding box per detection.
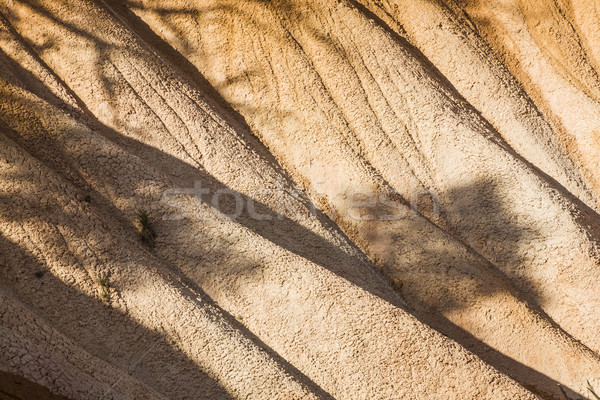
[1,0,600,399]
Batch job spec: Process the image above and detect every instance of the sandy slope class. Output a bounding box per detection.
[0,289,167,400]
[0,2,541,399]
[120,0,600,394]
[451,0,600,200]
[0,9,539,398]
[1,0,600,399]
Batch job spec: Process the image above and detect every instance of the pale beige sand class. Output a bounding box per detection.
[1,0,600,399]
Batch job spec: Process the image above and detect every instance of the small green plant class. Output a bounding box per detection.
[136,209,156,248]
[84,194,91,203]
[96,275,110,302]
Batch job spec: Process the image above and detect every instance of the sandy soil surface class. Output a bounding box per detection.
[0,0,599,399]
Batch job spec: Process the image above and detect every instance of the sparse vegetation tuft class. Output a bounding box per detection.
[392,278,403,290]
[136,209,156,248]
[96,275,110,303]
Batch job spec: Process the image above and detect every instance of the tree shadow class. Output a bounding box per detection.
[441,179,546,305]
[3,90,587,399]
[0,233,235,400]
[0,117,339,400]
[1,4,400,310]
[354,178,598,400]
[0,370,72,400]
[0,3,597,399]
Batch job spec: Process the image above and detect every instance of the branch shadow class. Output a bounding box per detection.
[0,120,337,400]
[0,233,235,400]
[0,370,72,400]
[0,2,596,399]
[356,179,595,400]
[54,104,594,400]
